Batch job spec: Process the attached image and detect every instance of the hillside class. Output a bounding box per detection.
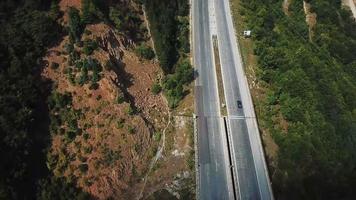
[0,0,194,199]
[231,0,356,199]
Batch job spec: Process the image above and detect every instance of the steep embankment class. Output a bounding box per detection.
[40,0,195,199]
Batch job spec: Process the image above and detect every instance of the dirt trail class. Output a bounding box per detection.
[137,103,172,200]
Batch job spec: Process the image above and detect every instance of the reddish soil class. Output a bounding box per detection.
[42,1,194,199]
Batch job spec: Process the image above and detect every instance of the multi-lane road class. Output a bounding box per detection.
[193,0,274,199]
[193,0,234,199]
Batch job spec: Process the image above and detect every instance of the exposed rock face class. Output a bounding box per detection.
[97,29,126,63]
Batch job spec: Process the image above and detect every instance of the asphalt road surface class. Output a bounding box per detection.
[193,0,235,199]
[214,0,274,199]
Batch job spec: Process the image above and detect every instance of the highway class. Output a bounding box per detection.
[192,0,235,199]
[214,0,273,199]
[193,0,274,199]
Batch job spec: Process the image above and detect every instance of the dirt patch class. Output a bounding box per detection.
[140,116,195,200]
[42,1,194,199]
[282,0,291,16]
[42,24,167,199]
[303,1,317,41]
[59,0,81,12]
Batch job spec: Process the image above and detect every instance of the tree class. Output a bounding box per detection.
[135,43,155,60]
[68,7,82,42]
[81,0,95,24]
[151,83,162,95]
[37,177,89,200]
[82,39,98,55]
[109,7,123,31]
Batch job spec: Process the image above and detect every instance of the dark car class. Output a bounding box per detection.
[237,100,243,109]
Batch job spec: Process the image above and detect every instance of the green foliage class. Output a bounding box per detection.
[108,4,144,41]
[117,95,125,104]
[75,58,102,87]
[78,163,88,173]
[117,118,125,129]
[82,39,98,55]
[51,62,60,69]
[153,131,161,141]
[126,105,135,115]
[144,0,192,107]
[101,146,121,167]
[0,2,62,198]
[89,82,99,90]
[83,133,90,140]
[135,43,155,60]
[151,83,162,95]
[142,0,182,72]
[127,125,135,134]
[68,7,83,43]
[177,16,190,53]
[37,177,89,200]
[48,92,72,111]
[64,43,74,54]
[81,0,95,24]
[49,1,61,20]
[83,146,93,154]
[241,0,356,198]
[109,6,123,31]
[163,59,194,108]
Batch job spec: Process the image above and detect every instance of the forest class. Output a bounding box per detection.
[0,0,89,199]
[239,0,356,199]
[143,0,193,108]
[0,0,192,198]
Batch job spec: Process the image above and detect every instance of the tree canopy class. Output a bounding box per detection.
[240,0,356,199]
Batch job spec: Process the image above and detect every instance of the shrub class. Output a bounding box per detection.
[65,131,76,142]
[117,95,125,104]
[135,43,155,60]
[151,83,162,95]
[79,163,88,173]
[51,62,59,69]
[68,7,83,42]
[89,82,99,90]
[126,105,135,115]
[64,43,74,54]
[83,133,90,140]
[83,39,98,55]
[127,125,135,134]
[109,7,123,31]
[153,131,161,141]
[117,118,125,129]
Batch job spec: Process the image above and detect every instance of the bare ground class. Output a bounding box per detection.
[42,1,195,199]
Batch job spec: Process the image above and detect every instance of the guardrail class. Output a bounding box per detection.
[193,114,200,200]
[223,117,239,199]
